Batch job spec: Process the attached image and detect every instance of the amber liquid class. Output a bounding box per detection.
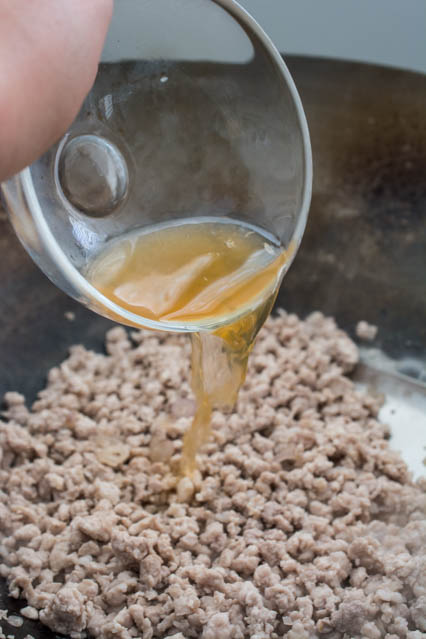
[88,219,290,475]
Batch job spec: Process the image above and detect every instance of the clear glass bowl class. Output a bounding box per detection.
[1,0,312,332]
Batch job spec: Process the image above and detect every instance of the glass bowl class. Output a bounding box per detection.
[1,0,312,332]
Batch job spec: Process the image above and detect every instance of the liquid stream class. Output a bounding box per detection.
[88,219,290,475]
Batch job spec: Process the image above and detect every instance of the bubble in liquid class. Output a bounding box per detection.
[58,135,129,217]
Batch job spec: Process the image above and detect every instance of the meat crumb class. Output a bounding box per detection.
[20,607,38,621]
[4,617,22,628]
[356,320,378,341]
[64,311,75,321]
[0,311,424,639]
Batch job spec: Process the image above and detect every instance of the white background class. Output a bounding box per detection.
[240,0,426,74]
[104,1,426,73]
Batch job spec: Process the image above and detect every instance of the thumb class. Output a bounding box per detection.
[0,0,113,181]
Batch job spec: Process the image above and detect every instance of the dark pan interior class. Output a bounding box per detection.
[0,56,425,638]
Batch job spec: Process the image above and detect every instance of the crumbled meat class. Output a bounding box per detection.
[39,585,86,634]
[0,312,425,639]
[356,320,378,341]
[20,607,38,621]
[5,616,22,628]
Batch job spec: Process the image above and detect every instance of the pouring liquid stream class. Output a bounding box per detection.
[88,219,291,476]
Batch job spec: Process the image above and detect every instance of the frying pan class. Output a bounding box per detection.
[1,55,425,638]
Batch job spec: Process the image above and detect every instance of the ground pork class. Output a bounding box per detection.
[0,311,425,639]
[356,320,378,341]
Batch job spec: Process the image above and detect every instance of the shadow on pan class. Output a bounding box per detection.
[0,56,425,638]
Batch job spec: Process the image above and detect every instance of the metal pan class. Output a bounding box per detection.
[0,55,425,638]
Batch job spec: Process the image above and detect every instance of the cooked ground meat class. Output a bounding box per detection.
[0,311,425,639]
[356,321,378,341]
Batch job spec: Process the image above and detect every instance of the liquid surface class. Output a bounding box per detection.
[88,219,289,474]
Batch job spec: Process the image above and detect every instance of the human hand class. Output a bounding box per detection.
[0,0,113,181]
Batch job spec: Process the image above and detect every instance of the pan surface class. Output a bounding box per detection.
[0,56,425,638]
